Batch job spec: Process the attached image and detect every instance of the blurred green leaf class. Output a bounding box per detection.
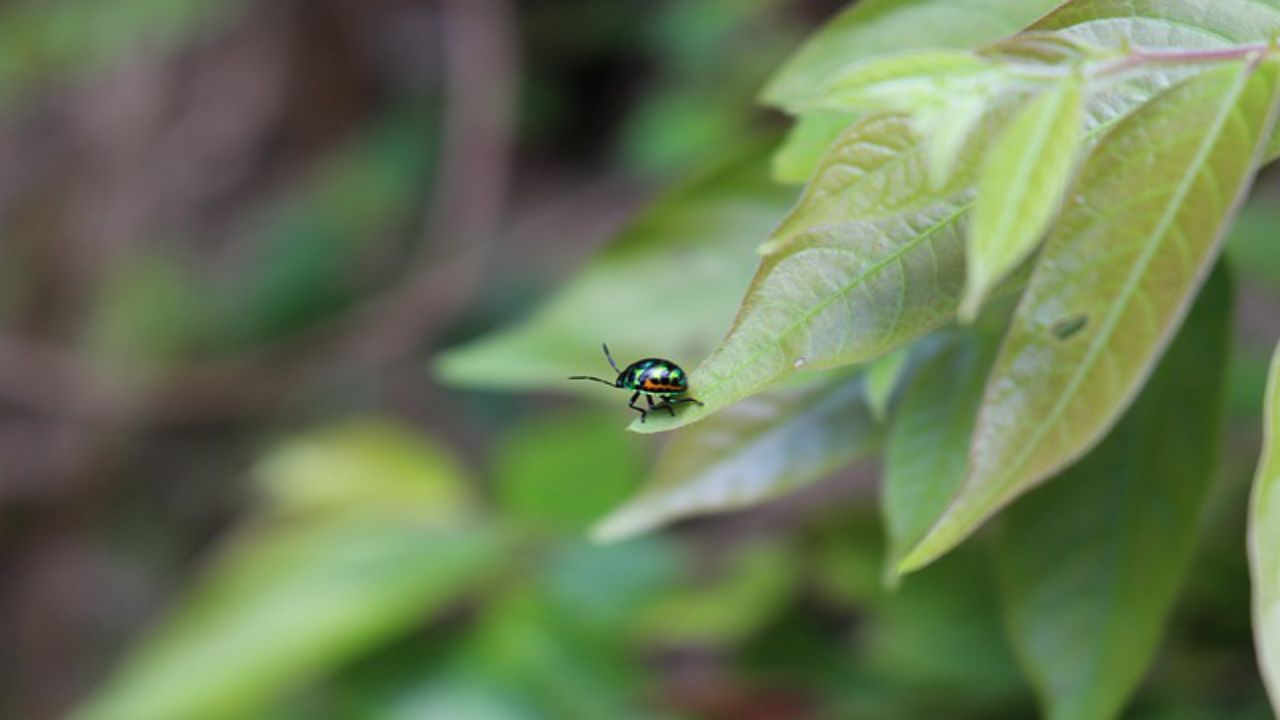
[494,410,643,533]
[541,537,681,633]
[434,148,795,390]
[761,0,1064,113]
[77,521,505,720]
[465,591,652,720]
[868,549,1025,701]
[76,424,501,720]
[637,541,797,646]
[995,262,1232,720]
[771,110,855,184]
[210,110,437,350]
[255,418,475,522]
[864,346,911,422]
[962,73,1084,321]
[1251,340,1280,714]
[596,372,878,539]
[900,62,1280,573]
[882,331,999,582]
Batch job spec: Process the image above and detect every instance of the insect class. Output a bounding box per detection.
[570,343,704,423]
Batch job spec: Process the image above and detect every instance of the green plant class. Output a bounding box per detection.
[441,1,1280,717]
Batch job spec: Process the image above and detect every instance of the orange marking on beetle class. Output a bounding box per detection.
[640,380,685,392]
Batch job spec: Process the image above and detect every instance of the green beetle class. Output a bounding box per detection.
[570,343,704,422]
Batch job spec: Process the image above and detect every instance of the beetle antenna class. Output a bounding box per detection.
[569,375,616,387]
[601,343,621,373]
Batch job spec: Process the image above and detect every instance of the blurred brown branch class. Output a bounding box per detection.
[0,0,518,425]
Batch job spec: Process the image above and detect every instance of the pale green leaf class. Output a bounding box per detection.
[810,49,994,113]
[638,190,971,434]
[996,263,1232,720]
[433,149,794,390]
[1032,0,1280,159]
[962,73,1085,321]
[255,418,474,523]
[76,522,505,720]
[1250,339,1280,714]
[595,372,877,539]
[883,332,999,582]
[761,0,1065,112]
[762,113,973,249]
[772,110,857,184]
[75,427,505,720]
[900,61,1280,573]
[865,347,911,422]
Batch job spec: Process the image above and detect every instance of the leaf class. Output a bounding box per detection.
[1030,0,1280,160]
[493,410,643,533]
[761,0,1066,113]
[255,418,475,522]
[900,61,1280,573]
[962,73,1085,321]
[434,147,795,390]
[882,331,999,582]
[75,426,505,720]
[763,113,969,247]
[772,110,857,184]
[77,522,506,720]
[995,262,1232,720]
[1251,340,1280,715]
[636,188,972,434]
[595,372,878,540]
[636,541,797,646]
[810,49,993,113]
[864,346,911,422]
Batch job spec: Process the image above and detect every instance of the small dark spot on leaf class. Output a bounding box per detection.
[1052,314,1088,341]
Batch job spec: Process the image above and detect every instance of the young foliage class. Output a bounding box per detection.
[995,265,1232,720]
[761,0,1064,112]
[962,73,1084,321]
[595,372,878,540]
[1250,340,1280,715]
[900,60,1280,573]
[761,0,1066,182]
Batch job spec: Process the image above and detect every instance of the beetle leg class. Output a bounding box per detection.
[663,396,704,411]
[628,391,647,423]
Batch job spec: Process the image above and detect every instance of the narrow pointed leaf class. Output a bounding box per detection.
[995,264,1232,720]
[811,49,992,113]
[883,332,999,581]
[902,61,1280,572]
[761,0,1065,112]
[962,74,1084,321]
[1250,340,1280,714]
[595,373,877,540]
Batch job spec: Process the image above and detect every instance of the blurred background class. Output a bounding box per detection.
[1,1,1279,718]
